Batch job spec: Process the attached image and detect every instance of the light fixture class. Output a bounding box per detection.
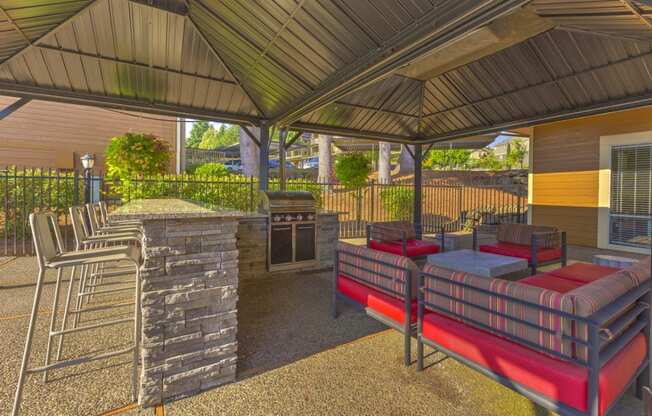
[80,153,95,170]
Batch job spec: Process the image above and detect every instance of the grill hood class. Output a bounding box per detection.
[259,191,316,213]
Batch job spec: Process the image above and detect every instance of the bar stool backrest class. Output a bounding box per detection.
[98,201,109,227]
[29,212,64,266]
[70,206,91,249]
[85,203,101,235]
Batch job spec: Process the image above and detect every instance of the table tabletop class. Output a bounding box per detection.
[426,249,528,278]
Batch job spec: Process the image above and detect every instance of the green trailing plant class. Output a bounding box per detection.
[380,187,414,221]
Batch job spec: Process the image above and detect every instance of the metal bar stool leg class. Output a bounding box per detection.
[12,268,46,416]
[55,264,78,363]
[131,261,142,401]
[74,264,89,329]
[43,267,64,382]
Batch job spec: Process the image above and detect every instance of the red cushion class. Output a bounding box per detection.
[369,239,440,257]
[422,311,647,415]
[337,275,416,324]
[548,263,620,284]
[519,273,585,293]
[479,241,561,264]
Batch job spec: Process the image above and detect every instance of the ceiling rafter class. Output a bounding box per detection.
[34,45,239,86]
[0,80,261,126]
[0,0,102,68]
[421,46,652,121]
[556,25,652,44]
[0,5,31,45]
[329,101,419,119]
[271,0,530,127]
[184,3,265,117]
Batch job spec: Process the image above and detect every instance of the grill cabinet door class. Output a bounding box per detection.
[270,225,293,264]
[295,224,315,261]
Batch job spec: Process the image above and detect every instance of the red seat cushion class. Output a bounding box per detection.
[519,273,585,293]
[421,311,647,415]
[337,275,416,324]
[369,239,440,257]
[548,263,619,284]
[479,241,561,264]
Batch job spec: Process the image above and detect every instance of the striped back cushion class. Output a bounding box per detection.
[565,256,651,361]
[423,262,573,359]
[338,242,418,299]
[497,223,560,248]
[369,221,416,241]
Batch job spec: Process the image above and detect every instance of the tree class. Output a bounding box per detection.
[473,150,503,171]
[335,153,371,226]
[198,124,240,149]
[505,140,527,169]
[424,149,471,170]
[193,162,230,177]
[186,120,210,148]
[334,153,371,189]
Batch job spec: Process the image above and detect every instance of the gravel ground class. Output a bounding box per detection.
[0,256,645,416]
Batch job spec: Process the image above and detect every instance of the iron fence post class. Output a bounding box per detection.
[369,180,375,224]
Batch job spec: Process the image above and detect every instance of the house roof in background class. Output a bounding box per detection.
[0,1,651,144]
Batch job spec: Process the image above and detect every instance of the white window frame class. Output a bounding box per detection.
[598,131,652,254]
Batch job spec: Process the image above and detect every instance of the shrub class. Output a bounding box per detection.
[105,133,170,179]
[193,163,230,177]
[380,187,414,221]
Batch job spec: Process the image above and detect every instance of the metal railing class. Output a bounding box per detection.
[1,166,527,256]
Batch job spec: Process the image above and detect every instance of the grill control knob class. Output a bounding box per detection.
[273,215,281,222]
[285,214,293,222]
[297,214,303,221]
[307,214,315,220]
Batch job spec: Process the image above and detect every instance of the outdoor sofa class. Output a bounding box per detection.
[417,257,652,416]
[332,241,418,366]
[474,222,567,274]
[366,221,442,258]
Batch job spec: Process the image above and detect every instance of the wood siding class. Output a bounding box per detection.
[0,96,177,170]
[531,106,652,247]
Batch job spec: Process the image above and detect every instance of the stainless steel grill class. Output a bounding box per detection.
[259,191,317,271]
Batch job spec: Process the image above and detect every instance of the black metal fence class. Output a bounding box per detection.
[1,166,527,256]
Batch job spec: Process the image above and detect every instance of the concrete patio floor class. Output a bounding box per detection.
[0,250,646,416]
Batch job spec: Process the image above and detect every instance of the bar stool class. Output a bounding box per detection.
[12,212,142,416]
[87,202,142,236]
[56,206,142,363]
[98,201,141,227]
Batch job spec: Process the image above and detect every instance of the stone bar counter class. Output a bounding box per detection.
[111,199,338,406]
[112,199,244,406]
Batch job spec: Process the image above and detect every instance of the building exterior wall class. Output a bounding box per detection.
[0,96,177,171]
[530,106,652,250]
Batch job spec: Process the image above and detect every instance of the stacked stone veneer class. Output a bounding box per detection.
[237,212,339,281]
[139,217,239,406]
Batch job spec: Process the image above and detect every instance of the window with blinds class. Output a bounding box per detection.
[610,144,652,248]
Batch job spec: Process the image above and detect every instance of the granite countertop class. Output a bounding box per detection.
[111,199,252,220]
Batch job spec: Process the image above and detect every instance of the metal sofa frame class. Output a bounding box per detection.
[473,226,568,274]
[332,247,415,366]
[416,258,652,416]
[366,222,446,258]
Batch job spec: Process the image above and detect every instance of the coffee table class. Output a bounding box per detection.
[426,249,528,278]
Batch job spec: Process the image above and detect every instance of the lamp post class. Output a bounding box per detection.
[80,153,95,204]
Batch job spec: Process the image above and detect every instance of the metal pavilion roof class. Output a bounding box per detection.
[0,0,651,144]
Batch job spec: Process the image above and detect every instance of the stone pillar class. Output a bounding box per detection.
[239,127,260,178]
[138,216,239,406]
[378,142,392,184]
[318,134,333,183]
